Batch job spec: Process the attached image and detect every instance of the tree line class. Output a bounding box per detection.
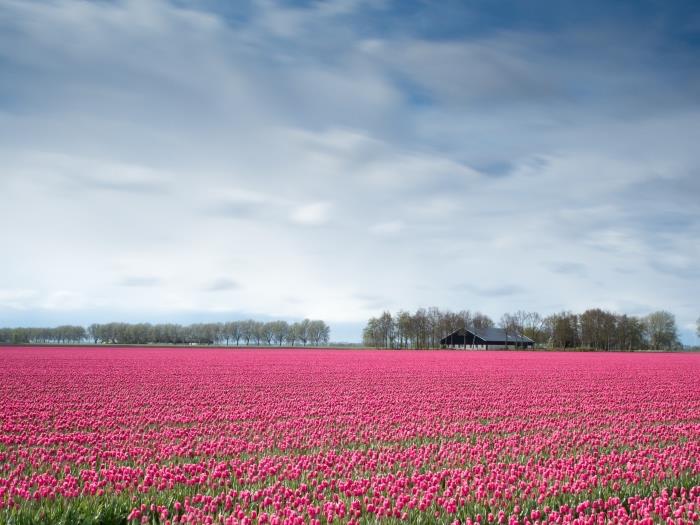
[0,319,330,346]
[363,308,687,351]
[363,308,496,349]
[0,325,87,344]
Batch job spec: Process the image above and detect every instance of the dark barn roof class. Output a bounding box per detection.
[440,327,534,345]
[472,327,533,344]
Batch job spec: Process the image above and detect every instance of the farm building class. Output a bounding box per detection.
[440,327,534,349]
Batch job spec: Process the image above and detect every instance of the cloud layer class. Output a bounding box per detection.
[1,0,699,342]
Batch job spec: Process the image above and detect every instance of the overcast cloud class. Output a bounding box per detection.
[1,0,699,342]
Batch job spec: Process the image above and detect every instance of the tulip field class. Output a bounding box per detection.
[1,347,699,524]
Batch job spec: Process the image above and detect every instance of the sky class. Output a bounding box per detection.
[1,0,699,343]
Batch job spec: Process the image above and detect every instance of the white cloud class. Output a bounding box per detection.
[290,202,333,226]
[0,290,40,310]
[41,291,88,311]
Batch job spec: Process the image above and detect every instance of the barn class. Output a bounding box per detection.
[440,327,534,349]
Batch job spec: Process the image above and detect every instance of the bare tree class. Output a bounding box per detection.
[615,314,645,351]
[521,312,545,344]
[471,312,494,331]
[413,308,429,349]
[500,313,519,348]
[378,311,395,348]
[579,308,614,350]
[395,310,412,348]
[545,311,579,348]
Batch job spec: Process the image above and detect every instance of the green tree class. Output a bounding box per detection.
[643,311,679,350]
[545,311,579,348]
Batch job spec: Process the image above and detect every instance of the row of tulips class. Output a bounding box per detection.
[1,346,699,523]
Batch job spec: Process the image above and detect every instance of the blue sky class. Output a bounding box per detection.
[1,0,699,343]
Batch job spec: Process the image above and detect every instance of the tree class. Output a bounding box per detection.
[269,321,289,346]
[307,320,330,346]
[319,322,331,345]
[643,311,679,350]
[427,307,445,348]
[615,314,645,351]
[507,311,526,335]
[287,323,301,346]
[223,321,242,346]
[500,313,519,348]
[413,308,429,349]
[0,319,328,346]
[545,311,579,348]
[239,320,255,345]
[261,322,276,345]
[395,310,413,349]
[377,311,395,348]
[296,319,311,346]
[471,312,494,330]
[362,317,382,347]
[251,321,265,345]
[519,311,545,345]
[362,308,498,349]
[579,309,617,350]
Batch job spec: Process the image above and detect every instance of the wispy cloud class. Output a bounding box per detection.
[65,173,169,195]
[548,262,587,276]
[369,220,404,236]
[457,284,527,298]
[353,293,389,310]
[204,278,239,292]
[207,200,260,219]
